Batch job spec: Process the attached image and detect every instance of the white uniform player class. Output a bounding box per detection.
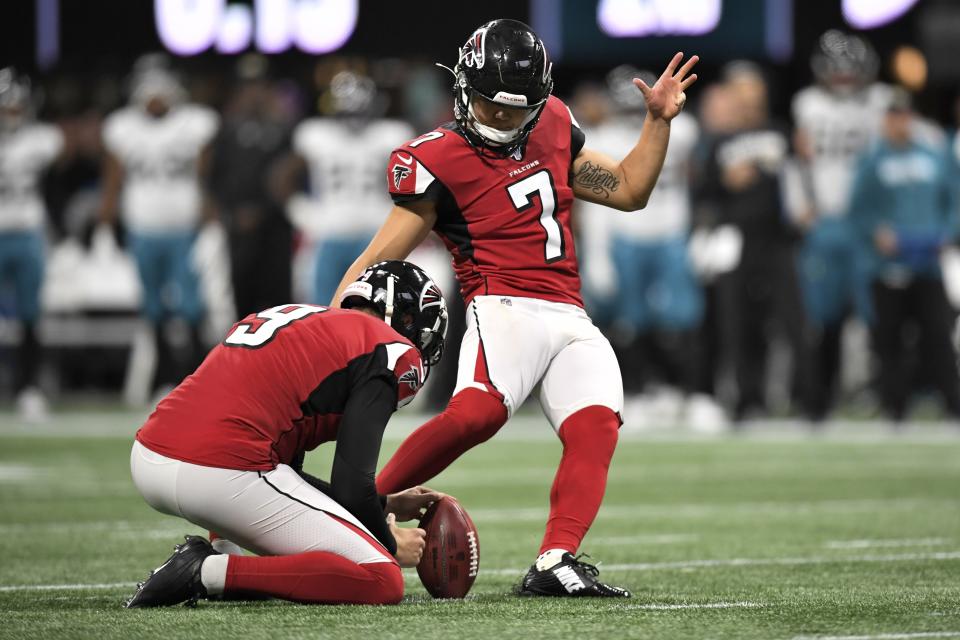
[791,30,891,414]
[792,82,891,219]
[0,68,64,420]
[287,72,414,304]
[100,65,219,393]
[102,103,218,235]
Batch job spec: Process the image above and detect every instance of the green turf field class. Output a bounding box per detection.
[1,410,959,640]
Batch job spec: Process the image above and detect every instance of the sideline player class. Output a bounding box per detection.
[98,60,219,395]
[0,68,64,421]
[331,19,698,597]
[285,70,414,304]
[790,31,891,411]
[125,260,448,607]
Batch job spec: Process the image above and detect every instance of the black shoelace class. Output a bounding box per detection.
[570,553,601,578]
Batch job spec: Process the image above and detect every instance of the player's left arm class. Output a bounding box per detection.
[329,376,400,555]
[572,52,699,211]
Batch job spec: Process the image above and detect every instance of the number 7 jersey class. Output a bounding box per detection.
[387,96,586,307]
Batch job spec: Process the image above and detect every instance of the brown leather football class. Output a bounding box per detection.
[416,496,480,598]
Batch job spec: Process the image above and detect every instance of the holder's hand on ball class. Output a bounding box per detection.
[386,486,446,521]
[388,513,427,568]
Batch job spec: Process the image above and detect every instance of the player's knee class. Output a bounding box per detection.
[559,405,620,462]
[448,388,508,445]
[368,562,404,605]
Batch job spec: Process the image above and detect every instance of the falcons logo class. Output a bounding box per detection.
[419,281,444,310]
[392,164,412,190]
[398,365,422,391]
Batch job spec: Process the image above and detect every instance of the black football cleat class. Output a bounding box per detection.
[517,552,631,598]
[125,535,219,608]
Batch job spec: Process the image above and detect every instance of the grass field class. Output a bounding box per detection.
[1,410,960,640]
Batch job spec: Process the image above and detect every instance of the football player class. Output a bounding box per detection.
[126,260,449,607]
[791,30,891,412]
[0,68,64,421]
[331,19,698,597]
[285,70,414,305]
[98,59,219,395]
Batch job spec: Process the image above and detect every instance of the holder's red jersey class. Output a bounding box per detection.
[136,305,424,471]
[387,96,586,307]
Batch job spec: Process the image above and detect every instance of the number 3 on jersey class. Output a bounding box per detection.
[506,169,565,263]
[224,304,327,348]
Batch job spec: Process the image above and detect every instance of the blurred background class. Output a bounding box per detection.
[2,0,960,430]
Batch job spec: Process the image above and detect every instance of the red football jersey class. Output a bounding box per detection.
[136,305,424,471]
[387,96,586,307]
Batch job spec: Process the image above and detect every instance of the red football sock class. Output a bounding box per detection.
[540,405,621,555]
[225,552,403,605]
[377,387,507,494]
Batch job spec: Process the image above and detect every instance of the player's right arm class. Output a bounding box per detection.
[329,199,437,307]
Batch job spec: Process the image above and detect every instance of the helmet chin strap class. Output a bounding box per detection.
[383,275,395,327]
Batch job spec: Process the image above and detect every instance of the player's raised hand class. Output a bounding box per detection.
[385,486,447,522]
[634,52,699,122]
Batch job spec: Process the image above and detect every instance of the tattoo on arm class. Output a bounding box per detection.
[574,161,620,199]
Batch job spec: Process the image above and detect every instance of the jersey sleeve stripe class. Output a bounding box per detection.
[414,160,436,194]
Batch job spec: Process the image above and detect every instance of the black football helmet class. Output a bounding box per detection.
[340,260,448,369]
[450,19,553,156]
[811,30,879,88]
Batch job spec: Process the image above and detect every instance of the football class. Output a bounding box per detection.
[416,496,480,599]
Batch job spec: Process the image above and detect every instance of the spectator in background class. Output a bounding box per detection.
[849,89,960,422]
[208,55,293,319]
[790,30,891,414]
[580,66,724,431]
[688,82,740,404]
[283,70,413,304]
[0,68,64,421]
[703,62,820,422]
[98,58,219,397]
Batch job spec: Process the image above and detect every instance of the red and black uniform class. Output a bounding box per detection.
[376,97,624,559]
[387,96,586,307]
[137,304,423,554]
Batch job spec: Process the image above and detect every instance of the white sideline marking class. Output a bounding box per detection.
[484,551,960,576]
[623,600,762,610]
[793,633,960,640]
[824,538,950,550]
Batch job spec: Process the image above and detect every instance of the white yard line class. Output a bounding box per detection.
[6,550,957,593]
[825,538,951,550]
[793,633,960,640]
[0,463,42,482]
[0,582,134,593]
[621,601,762,611]
[483,551,960,576]
[588,534,699,546]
